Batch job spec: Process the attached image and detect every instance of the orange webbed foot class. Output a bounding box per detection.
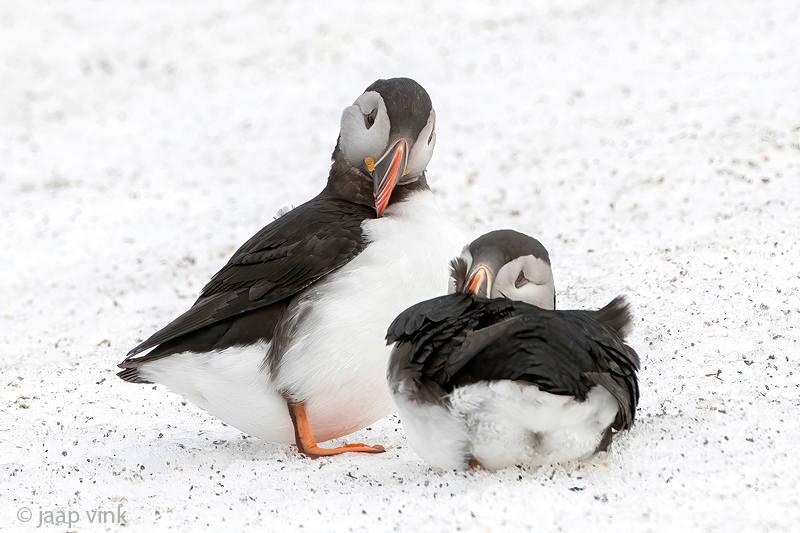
[287,401,386,459]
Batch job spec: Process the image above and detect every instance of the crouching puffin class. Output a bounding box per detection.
[386,230,640,470]
[118,78,465,458]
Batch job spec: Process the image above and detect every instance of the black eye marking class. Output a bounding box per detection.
[428,125,435,144]
[515,271,529,289]
[365,109,377,129]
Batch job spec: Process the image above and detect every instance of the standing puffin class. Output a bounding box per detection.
[118,78,465,458]
[386,230,640,470]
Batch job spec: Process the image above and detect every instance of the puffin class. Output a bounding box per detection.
[118,78,465,458]
[386,230,640,470]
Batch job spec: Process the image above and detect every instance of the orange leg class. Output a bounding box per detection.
[286,401,385,459]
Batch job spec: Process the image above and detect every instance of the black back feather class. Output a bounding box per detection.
[387,295,640,430]
[120,189,373,373]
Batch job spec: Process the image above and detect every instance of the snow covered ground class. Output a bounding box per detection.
[2,0,799,531]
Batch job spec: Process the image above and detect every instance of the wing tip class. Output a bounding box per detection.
[119,340,157,370]
[385,309,408,345]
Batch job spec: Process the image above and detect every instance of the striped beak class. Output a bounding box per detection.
[371,138,408,217]
[465,265,493,298]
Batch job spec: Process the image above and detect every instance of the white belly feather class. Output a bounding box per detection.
[395,380,620,471]
[138,191,465,444]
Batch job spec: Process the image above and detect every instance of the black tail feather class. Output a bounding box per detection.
[117,367,152,384]
[595,296,633,339]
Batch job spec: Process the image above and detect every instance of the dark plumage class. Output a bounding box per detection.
[467,229,551,268]
[120,192,372,375]
[365,78,433,140]
[387,294,640,431]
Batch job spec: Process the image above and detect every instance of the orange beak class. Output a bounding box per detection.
[371,139,409,217]
[465,265,492,297]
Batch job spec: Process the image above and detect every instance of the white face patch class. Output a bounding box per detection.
[404,109,436,180]
[339,91,391,172]
[492,255,555,310]
[339,93,437,180]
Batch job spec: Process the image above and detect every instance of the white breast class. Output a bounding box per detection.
[394,380,620,471]
[393,393,470,470]
[272,190,466,441]
[456,381,619,470]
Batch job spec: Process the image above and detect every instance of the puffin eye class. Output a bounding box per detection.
[365,109,377,129]
[427,126,435,145]
[515,271,529,289]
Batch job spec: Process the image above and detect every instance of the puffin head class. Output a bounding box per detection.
[450,230,556,310]
[336,78,436,217]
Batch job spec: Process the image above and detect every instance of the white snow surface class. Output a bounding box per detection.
[1,0,799,531]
